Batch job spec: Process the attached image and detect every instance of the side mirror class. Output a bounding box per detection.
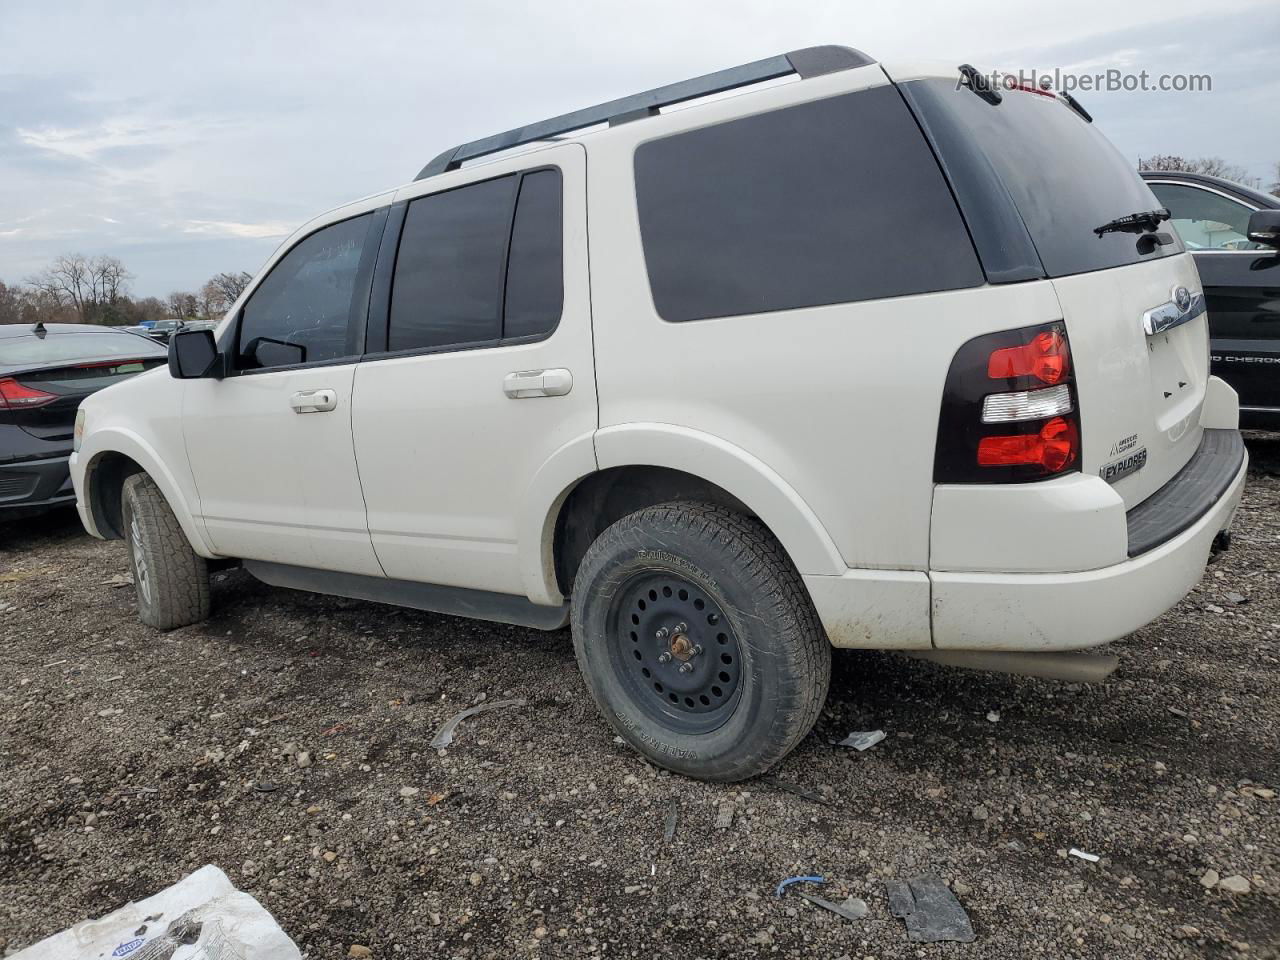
[168,328,220,379]
[244,336,307,368]
[1247,209,1280,248]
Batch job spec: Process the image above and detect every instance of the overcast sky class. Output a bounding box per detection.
[1,0,1277,297]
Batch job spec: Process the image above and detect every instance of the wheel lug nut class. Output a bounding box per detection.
[678,662,694,674]
[693,644,703,656]
[655,627,669,640]
[658,652,672,664]
[674,623,688,634]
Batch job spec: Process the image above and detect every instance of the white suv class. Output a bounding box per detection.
[71,47,1247,781]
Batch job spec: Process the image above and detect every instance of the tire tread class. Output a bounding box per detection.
[123,473,210,630]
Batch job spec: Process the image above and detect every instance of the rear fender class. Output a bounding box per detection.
[590,424,844,566]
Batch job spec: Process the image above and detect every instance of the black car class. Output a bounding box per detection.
[0,323,167,519]
[1141,171,1280,429]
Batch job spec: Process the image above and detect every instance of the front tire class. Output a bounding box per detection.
[122,473,210,630]
[570,501,830,781]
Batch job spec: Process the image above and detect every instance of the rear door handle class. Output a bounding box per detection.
[289,389,337,413]
[503,368,572,399]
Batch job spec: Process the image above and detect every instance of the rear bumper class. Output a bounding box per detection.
[806,429,1247,653]
[931,445,1246,651]
[0,454,76,519]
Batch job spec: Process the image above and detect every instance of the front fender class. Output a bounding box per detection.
[74,427,217,558]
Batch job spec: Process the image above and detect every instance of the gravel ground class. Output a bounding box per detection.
[1,435,1277,959]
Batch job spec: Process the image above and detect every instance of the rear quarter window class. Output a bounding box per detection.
[633,84,984,323]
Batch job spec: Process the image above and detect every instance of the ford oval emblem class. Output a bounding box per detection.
[112,939,145,957]
[1173,285,1192,312]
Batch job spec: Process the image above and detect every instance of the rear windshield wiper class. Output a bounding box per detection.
[1093,208,1171,237]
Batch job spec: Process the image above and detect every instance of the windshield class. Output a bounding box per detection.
[903,78,1183,278]
[0,331,166,371]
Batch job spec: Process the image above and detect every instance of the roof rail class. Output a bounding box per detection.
[414,45,875,181]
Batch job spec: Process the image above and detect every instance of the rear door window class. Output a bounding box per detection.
[389,176,516,352]
[903,79,1184,278]
[633,85,984,323]
[386,168,564,352]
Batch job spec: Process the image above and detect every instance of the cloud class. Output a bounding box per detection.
[0,0,1276,293]
[16,118,170,162]
[181,219,294,240]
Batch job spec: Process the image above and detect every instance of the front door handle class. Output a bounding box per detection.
[503,368,572,399]
[289,389,337,413]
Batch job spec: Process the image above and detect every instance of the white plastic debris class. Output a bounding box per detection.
[12,864,300,960]
[1068,848,1100,863]
[836,730,886,751]
[429,697,527,749]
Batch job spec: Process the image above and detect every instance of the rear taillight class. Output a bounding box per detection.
[977,417,1079,471]
[934,322,1081,483]
[986,329,1069,384]
[0,377,57,410]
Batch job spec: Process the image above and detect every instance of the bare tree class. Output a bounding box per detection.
[1138,155,1253,186]
[167,291,200,319]
[208,270,252,307]
[28,254,93,321]
[199,280,228,319]
[23,253,133,322]
[0,280,22,325]
[90,255,131,306]
[1271,161,1280,199]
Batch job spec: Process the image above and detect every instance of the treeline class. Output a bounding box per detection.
[0,253,252,327]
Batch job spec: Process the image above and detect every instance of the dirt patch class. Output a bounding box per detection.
[1,434,1278,958]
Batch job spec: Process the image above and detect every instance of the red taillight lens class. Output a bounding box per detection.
[0,377,57,409]
[987,330,1070,385]
[978,417,1079,473]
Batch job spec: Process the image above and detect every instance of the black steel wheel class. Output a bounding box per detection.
[609,573,743,735]
[570,500,831,781]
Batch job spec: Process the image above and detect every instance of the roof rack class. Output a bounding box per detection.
[414,45,875,181]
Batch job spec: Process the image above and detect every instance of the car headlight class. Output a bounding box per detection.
[73,408,86,453]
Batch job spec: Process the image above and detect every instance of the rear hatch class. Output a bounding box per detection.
[0,331,167,452]
[894,66,1206,507]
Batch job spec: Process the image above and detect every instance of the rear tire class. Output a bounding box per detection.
[122,473,210,630]
[570,500,830,781]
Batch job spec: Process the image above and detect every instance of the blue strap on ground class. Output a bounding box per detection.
[775,875,825,898]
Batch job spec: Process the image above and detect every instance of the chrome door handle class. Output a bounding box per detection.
[503,368,572,399]
[289,389,337,413]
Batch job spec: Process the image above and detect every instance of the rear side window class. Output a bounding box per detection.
[388,168,563,353]
[634,85,984,323]
[504,171,564,339]
[237,213,374,370]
